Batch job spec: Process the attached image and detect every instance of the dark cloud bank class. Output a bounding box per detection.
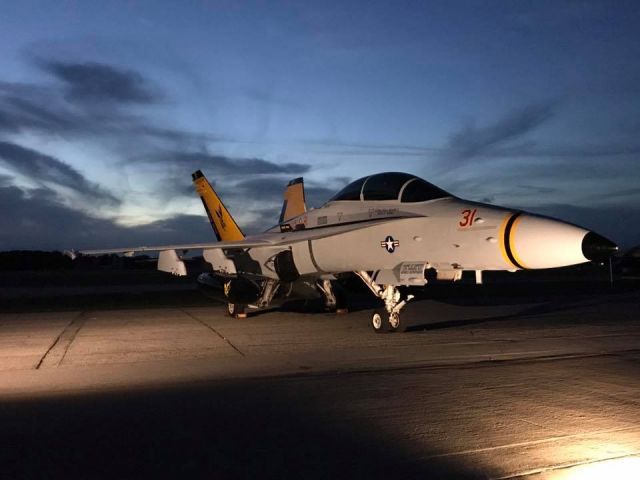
[443,101,640,163]
[0,141,118,204]
[0,60,208,146]
[0,182,215,251]
[40,60,161,105]
[446,103,556,162]
[0,59,325,249]
[0,175,340,250]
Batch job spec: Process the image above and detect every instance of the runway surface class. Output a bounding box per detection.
[1,283,639,478]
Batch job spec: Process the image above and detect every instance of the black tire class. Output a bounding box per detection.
[334,285,348,310]
[321,281,348,313]
[334,289,349,314]
[227,303,246,318]
[371,310,386,333]
[388,311,400,332]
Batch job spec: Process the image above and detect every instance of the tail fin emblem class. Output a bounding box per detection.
[215,205,227,230]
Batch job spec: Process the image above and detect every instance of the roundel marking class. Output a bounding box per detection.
[380,235,400,253]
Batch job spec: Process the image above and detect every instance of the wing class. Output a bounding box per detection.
[69,216,418,276]
[78,239,270,256]
[75,217,408,256]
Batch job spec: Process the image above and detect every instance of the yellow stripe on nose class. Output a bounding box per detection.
[508,215,528,270]
[499,213,517,269]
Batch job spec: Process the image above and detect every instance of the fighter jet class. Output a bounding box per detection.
[73,170,618,332]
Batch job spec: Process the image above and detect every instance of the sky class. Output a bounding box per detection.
[0,0,639,250]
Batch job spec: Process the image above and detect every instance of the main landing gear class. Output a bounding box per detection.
[316,279,348,314]
[355,271,414,333]
[226,302,247,319]
[225,278,280,319]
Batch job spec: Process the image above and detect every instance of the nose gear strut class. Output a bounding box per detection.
[354,271,414,333]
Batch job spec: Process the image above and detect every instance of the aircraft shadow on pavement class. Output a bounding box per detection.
[402,295,621,333]
[0,377,490,479]
[403,303,550,333]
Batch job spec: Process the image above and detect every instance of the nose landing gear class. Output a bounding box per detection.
[355,271,414,333]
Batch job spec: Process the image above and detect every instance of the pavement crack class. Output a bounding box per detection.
[35,311,86,369]
[182,310,245,357]
[56,313,87,366]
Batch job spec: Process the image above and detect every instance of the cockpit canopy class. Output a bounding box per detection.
[328,172,451,203]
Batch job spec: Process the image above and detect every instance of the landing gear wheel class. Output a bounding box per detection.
[355,271,413,335]
[388,312,400,332]
[227,303,246,318]
[371,310,385,333]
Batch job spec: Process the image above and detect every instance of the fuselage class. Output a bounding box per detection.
[210,172,617,283]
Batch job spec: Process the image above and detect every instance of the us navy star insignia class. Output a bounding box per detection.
[380,235,399,253]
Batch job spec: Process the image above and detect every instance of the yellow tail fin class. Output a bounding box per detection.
[279,177,307,224]
[192,170,245,241]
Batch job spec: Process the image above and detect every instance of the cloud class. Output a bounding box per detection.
[515,184,557,195]
[299,138,440,158]
[441,101,640,166]
[41,61,161,105]
[144,151,311,176]
[0,173,12,187]
[0,141,119,204]
[135,152,313,202]
[592,187,640,201]
[445,102,556,162]
[231,176,339,207]
[243,88,300,109]
[0,182,213,250]
[135,152,314,203]
[0,82,78,135]
[0,78,210,148]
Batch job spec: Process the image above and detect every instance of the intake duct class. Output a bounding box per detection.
[273,249,300,282]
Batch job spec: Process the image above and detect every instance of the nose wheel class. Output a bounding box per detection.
[371,311,384,333]
[371,310,401,333]
[356,271,413,334]
[388,312,400,332]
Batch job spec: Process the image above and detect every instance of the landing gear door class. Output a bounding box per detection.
[374,262,428,286]
[396,262,428,286]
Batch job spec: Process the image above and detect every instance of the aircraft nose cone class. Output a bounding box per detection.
[581,232,618,261]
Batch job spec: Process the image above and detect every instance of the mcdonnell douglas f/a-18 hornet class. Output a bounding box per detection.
[73,170,618,332]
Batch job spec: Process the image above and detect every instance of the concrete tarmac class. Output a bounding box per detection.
[1,285,639,478]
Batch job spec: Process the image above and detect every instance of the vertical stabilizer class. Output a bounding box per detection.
[192,170,245,241]
[279,177,307,224]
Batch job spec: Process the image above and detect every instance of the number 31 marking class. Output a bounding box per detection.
[459,209,477,227]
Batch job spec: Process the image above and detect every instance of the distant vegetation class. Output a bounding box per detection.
[0,251,155,271]
[0,251,70,270]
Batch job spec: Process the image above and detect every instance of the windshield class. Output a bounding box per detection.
[362,172,415,201]
[400,178,450,202]
[328,176,368,202]
[328,172,450,203]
